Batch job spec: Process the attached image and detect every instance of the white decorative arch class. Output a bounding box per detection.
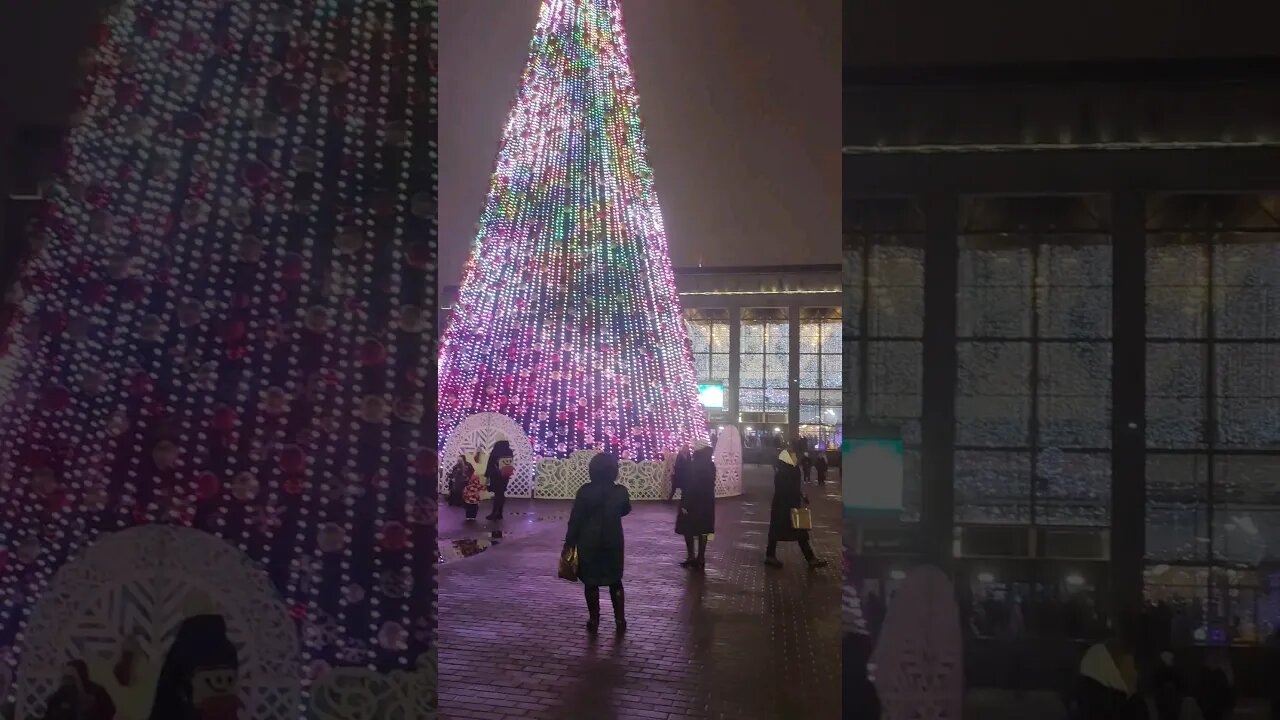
[533,450,667,500]
[870,565,964,720]
[310,650,436,720]
[439,413,537,497]
[16,525,301,720]
[712,426,744,497]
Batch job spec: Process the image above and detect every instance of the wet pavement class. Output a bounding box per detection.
[437,465,843,720]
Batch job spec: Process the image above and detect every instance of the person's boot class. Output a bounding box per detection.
[807,557,829,569]
[695,537,707,569]
[609,586,626,634]
[764,556,783,568]
[585,588,601,634]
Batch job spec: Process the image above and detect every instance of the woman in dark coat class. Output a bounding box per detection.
[1070,638,1148,720]
[42,659,115,720]
[446,454,469,507]
[149,614,239,720]
[484,438,515,520]
[766,440,827,569]
[1195,649,1235,720]
[564,452,632,634]
[676,445,716,569]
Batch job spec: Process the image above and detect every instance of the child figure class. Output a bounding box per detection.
[461,448,488,521]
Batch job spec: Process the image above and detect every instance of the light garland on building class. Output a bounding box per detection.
[438,0,708,462]
[0,0,436,709]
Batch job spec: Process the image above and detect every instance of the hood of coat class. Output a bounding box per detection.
[1080,642,1133,696]
[778,449,798,466]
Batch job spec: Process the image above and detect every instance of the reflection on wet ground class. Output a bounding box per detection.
[437,467,843,720]
[436,504,571,563]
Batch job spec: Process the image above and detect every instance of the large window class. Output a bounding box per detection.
[1144,193,1280,645]
[739,308,789,421]
[799,308,842,447]
[845,199,925,520]
[684,308,730,387]
[953,196,1113,527]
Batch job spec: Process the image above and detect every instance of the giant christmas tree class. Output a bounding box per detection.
[0,0,436,716]
[438,0,708,462]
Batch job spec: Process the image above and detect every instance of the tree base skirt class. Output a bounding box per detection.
[532,449,743,500]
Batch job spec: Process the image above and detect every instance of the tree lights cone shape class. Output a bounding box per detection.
[439,0,709,461]
[0,0,437,693]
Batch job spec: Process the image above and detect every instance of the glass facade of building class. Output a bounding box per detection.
[845,193,1280,647]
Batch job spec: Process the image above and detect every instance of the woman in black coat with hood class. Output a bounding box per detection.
[675,445,716,569]
[485,439,515,520]
[564,452,632,634]
[766,439,827,569]
[149,613,239,720]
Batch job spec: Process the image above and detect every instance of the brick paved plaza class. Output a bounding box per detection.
[437,464,842,720]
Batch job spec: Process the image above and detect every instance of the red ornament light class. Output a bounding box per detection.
[279,445,307,475]
[378,522,409,551]
[357,339,387,367]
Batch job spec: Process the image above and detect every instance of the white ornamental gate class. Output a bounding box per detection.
[16,525,300,720]
[439,412,538,497]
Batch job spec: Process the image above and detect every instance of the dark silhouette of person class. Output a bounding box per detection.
[42,660,115,720]
[446,454,469,507]
[1070,617,1145,720]
[149,614,240,720]
[675,445,716,569]
[484,439,515,520]
[1266,626,1280,720]
[564,452,631,634]
[800,450,813,483]
[1195,648,1235,720]
[843,632,882,720]
[765,439,827,569]
[667,447,692,501]
[814,451,828,485]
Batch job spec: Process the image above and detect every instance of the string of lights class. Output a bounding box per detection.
[438,0,708,462]
[0,0,436,708]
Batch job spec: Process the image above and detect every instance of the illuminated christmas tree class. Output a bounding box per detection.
[0,0,436,712]
[439,0,708,461]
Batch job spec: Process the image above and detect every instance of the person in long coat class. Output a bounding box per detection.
[461,449,487,521]
[668,447,692,500]
[484,438,515,520]
[42,659,116,720]
[766,439,827,569]
[446,454,469,507]
[564,452,632,634]
[149,614,239,720]
[675,445,716,569]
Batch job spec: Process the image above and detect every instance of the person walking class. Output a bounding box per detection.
[484,437,515,520]
[1267,627,1280,720]
[564,452,632,634]
[668,447,692,501]
[814,451,829,486]
[1069,628,1146,720]
[765,439,827,569]
[461,449,487,521]
[675,444,716,569]
[1194,647,1235,720]
[800,450,814,483]
[446,454,469,508]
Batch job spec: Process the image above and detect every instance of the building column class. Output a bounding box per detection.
[1111,190,1147,618]
[728,304,742,421]
[788,303,801,444]
[920,192,959,573]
